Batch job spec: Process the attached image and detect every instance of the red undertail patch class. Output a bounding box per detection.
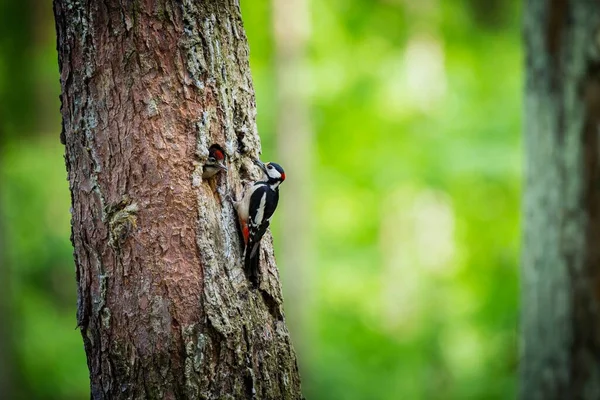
[242,223,249,244]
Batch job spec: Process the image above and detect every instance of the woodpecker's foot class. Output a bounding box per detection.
[225,192,238,204]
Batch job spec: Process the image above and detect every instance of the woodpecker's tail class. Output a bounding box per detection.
[244,241,261,287]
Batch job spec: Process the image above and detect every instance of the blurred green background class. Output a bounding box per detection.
[0,0,520,399]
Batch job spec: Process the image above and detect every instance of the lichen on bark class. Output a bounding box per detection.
[54,0,302,398]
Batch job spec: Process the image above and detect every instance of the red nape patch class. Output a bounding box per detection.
[281,172,286,181]
[214,150,225,160]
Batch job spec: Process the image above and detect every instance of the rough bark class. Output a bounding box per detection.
[53,1,302,399]
[521,1,600,399]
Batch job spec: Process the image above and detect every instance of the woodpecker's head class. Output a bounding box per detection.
[254,159,286,185]
[202,144,227,179]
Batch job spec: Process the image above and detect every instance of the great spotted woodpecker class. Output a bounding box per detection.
[234,159,286,286]
[202,144,228,179]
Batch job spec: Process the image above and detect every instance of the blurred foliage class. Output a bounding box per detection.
[244,0,521,399]
[0,0,520,399]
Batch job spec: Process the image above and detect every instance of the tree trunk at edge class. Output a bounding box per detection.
[521,1,600,399]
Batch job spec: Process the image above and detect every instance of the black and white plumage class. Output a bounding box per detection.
[235,159,286,286]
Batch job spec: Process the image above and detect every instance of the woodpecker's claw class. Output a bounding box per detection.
[225,193,237,204]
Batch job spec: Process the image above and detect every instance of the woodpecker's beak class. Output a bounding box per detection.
[253,159,268,174]
[217,161,228,172]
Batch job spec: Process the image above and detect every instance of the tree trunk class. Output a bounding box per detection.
[53,1,302,399]
[521,1,600,399]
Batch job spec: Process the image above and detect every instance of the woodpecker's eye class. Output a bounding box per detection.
[208,156,216,163]
[267,165,273,170]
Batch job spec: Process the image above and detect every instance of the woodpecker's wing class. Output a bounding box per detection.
[247,185,279,250]
[244,185,279,285]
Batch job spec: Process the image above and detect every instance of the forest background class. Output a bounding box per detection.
[0,0,520,399]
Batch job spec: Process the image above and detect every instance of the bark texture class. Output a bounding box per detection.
[54,1,302,399]
[521,1,600,399]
